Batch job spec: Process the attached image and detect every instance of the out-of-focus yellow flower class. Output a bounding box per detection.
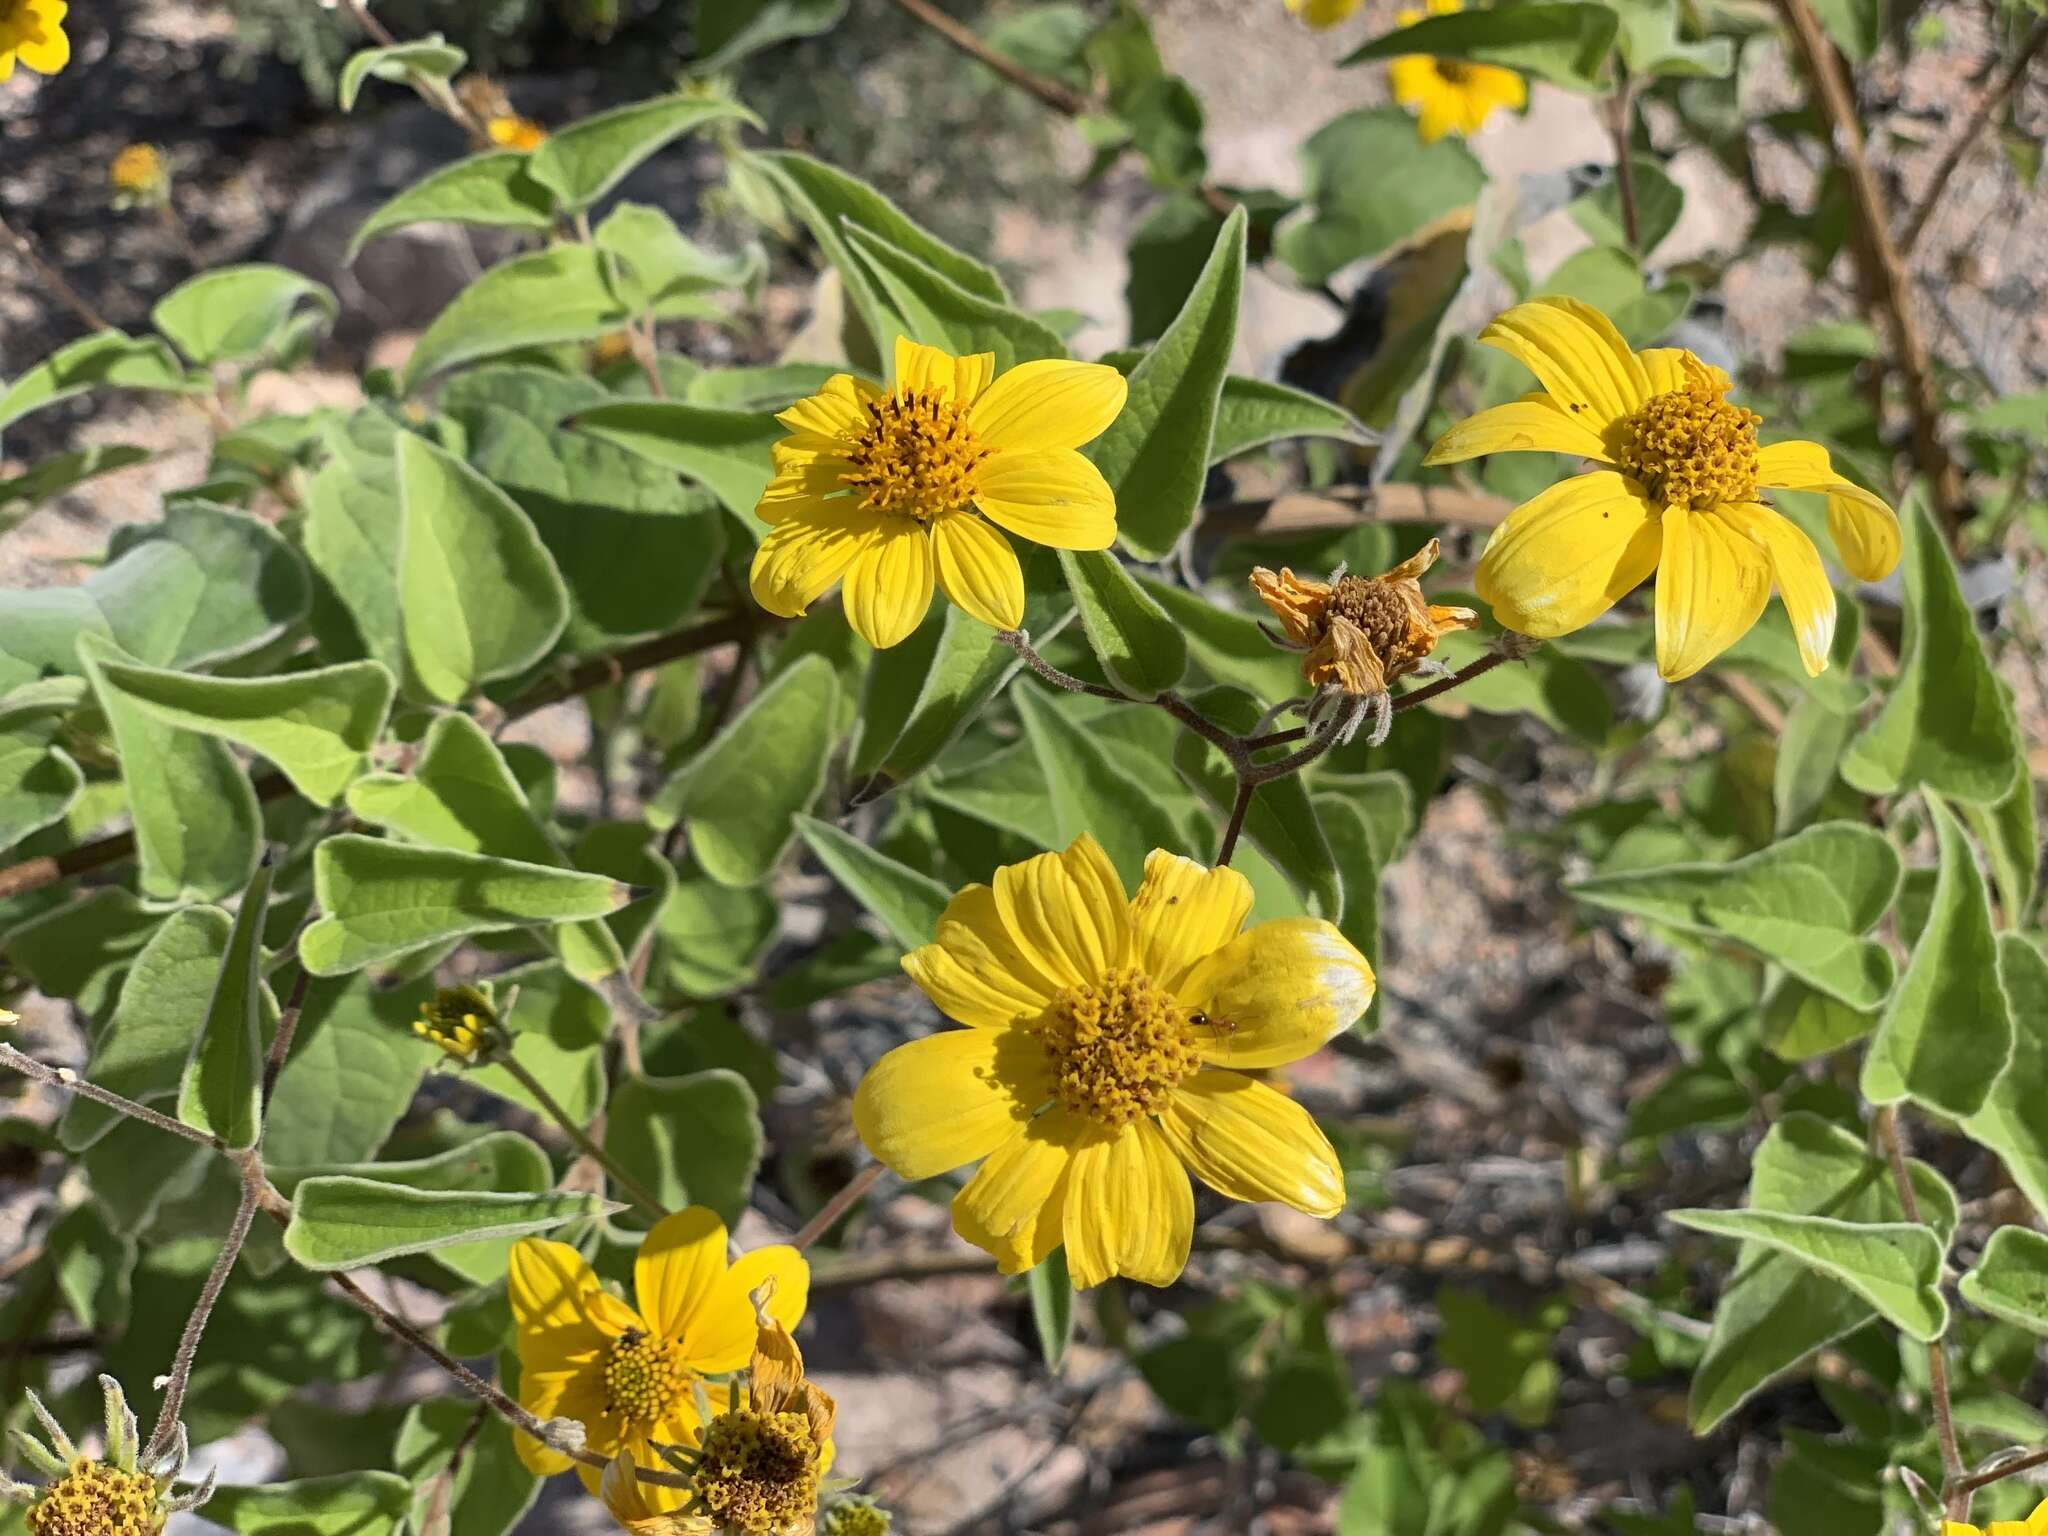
[1943,1499,2048,1536]
[1387,0,1526,142]
[109,145,169,206]
[1424,296,1902,681]
[507,1208,810,1513]
[1286,0,1365,26]
[590,331,638,370]
[0,0,68,81]
[854,836,1370,1289]
[487,114,548,152]
[1252,538,1478,698]
[750,337,1127,649]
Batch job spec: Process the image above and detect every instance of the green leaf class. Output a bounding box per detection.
[59,908,232,1151]
[842,224,1066,370]
[284,1175,614,1269]
[394,432,569,703]
[605,1069,763,1225]
[693,0,850,66]
[1842,496,2021,805]
[1962,702,2039,925]
[337,37,464,111]
[395,1408,535,1536]
[1606,0,1737,75]
[345,152,555,262]
[1436,1287,1562,1427]
[1689,1112,1957,1432]
[1058,549,1187,697]
[1208,375,1375,462]
[1959,935,2048,1213]
[3,887,166,1017]
[656,865,779,994]
[571,401,782,521]
[795,815,951,949]
[1272,109,1485,287]
[595,203,762,320]
[1567,821,1900,1008]
[401,247,633,391]
[299,834,638,976]
[652,655,840,886]
[1959,1225,2048,1336]
[1860,795,2012,1118]
[0,331,194,432]
[86,655,394,807]
[76,635,261,904]
[1089,207,1243,560]
[0,729,82,851]
[151,266,338,367]
[1670,1208,1947,1342]
[1774,694,1855,836]
[1134,574,1301,700]
[201,1474,413,1536]
[264,976,433,1166]
[1015,686,1193,890]
[1341,2,1619,88]
[525,95,755,213]
[1571,157,1685,253]
[1027,1250,1075,1371]
[1759,978,1874,1062]
[0,445,152,518]
[177,859,275,1149]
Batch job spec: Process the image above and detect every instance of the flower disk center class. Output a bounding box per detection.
[694,1409,821,1533]
[841,389,989,522]
[1615,362,1760,510]
[602,1331,688,1426]
[1328,575,1413,663]
[26,1461,162,1536]
[1043,966,1199,1129]
[1434,57,1476,84]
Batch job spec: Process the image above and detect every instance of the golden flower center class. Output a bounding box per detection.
[1615,369,1760,510]
[694,1409,821,1533]
[602,1331,688,1425]
[26,1461,162,1536]
[1434,57,1475,83]
[1327,575,1413,662]
[841,389,989,522]
[1042,966,1199,1129]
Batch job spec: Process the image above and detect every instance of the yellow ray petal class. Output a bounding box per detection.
[1654,505,1772,681]
[1718,501,1837,676]
[1754,439,1901,581]
[952,1160,1068,1274]
[634,1206,730,1343]
[748,504,884,618]
[725,1244,810,1334]
[15,21,68,74]
[991,834,1133,990]
[842,521,935,649]
[951,350,997,406]
[1181,917,1375,1069]
[1423,397,1611,466]
[903,882,1065,1027]
[508,1237,600,1337]
[930,508,1025,631]
[971,450,1118,550]
[893,337,967,401]
[1473,470,1662,636]
[967,359,1128,453]
[1638,347,1731,396]
[754,455,851,526]
[1061,1119,1193,1288]
[1128,850,1253,996]
[853,1025,1054,1181]
[774,373,874,442]
[1480,297,1652,429]
[954,1108,1099,1248]
[1158,1070,1345,1218]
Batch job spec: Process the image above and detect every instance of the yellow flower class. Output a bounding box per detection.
[109,145,168,204]
[1387,0,1527,142]
[0,0,68,81]
[488,114,549,152]
[1945,1500,2048,1536]
[854,836,1370,1289]
[1286,0,1365,25]
[6,1379,213,1536]
[1252,538,1479,697]
[1424,296,1901,681]
[412,984,500,1064]
[507,1208,810,1511]
[749,337,1127,649]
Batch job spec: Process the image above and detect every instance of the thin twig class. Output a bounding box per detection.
[886,0,1091,114]
[993,629,1127,702]
[0,1044,221,1151]
[1876,1106,1968,1522]
[260,962,315,1110]
[492,1047,668,1221]
[0,214,114,332]
[791,1161,890,1251]
[1958,1445,2048,1497]
[1607,71,1641,252]
[1215,780,1257,867]
[144,1169,261,1462]
[1898,17,2048,257]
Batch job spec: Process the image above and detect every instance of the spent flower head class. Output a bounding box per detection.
[1253,537,1478,702]
[412,983,503,1065]
[4,1379,213,1536]
[0,0,68,81]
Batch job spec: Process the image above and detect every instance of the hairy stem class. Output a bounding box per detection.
[144,1168,262,1462]
[1876,1106,1968,1521]
[493,1048,668,1221]
[792,1162,890,1252]
[0,1044,221,1151]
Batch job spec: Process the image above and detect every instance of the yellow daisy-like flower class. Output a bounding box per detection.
[853,836,1371,1290]
[0,0,69,81]
[487,114,548,152]
[507,1208,810,1512]
[1945,1499,2048,1536]
[749,337,1128,650]
[412,984,500,1065]
[109,145,168,204]
[1286,0,1365,26]
[1424,296,1902,681]
[1388,0,1527,143]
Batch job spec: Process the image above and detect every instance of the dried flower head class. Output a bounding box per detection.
[1252,537,1478,700]
[4,1379,213,1536]
[412,983,501,1065]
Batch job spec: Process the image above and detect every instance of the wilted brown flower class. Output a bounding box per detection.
[1252,537,1478,700]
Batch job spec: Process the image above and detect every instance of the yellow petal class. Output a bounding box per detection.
[16,23,68,73]
[508,1237,599,1337]
[1158,1070,1345,1218]
[1181,917,1375,1069]
[853,1026,1054,1181]
[955,1108,1097,1245]
[1639,347,1731,396]
[634,1207,729,1343]
[1286,0,1364,24]
[992,833,1132,990]
[1473,470,1662,637]
[1062,1119,1193,1289]
[773,373,873,442]
[754,455,851,526]
[893,336,967,402]
[1654,505,1772,681]
[1718,501,1837,676]
[748,505,883,618]
[903,882,1064,1027]
[1754,439,1901,581]
[971,450,1118,550]
[1423,397,1610,466]
[725,1244,810,1334]
[1479,297,1651,429]
[931,508,1025,631]
[966,359,1128,453]
[1128,850,1252,996]
[952,1158,1067,1273]
[842,522,935,649]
